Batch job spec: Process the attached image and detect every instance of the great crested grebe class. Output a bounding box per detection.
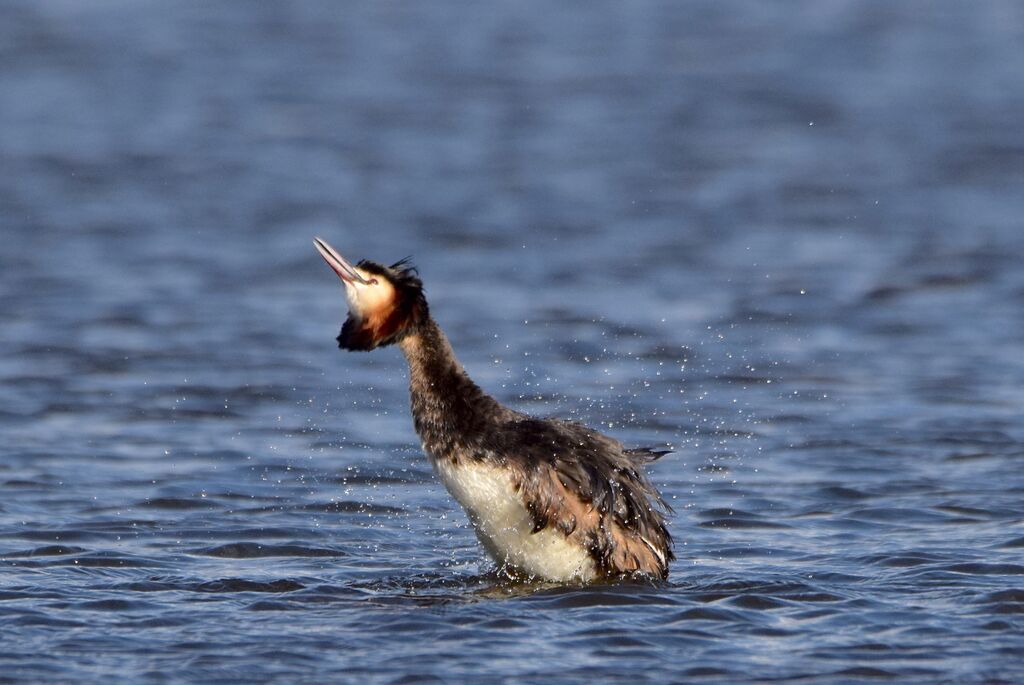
[314,237,673,582]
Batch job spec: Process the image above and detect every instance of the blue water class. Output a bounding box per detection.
[2,1,1023,682]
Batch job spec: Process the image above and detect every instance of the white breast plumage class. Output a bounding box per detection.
[431,457,596,582]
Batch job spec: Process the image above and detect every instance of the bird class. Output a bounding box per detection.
[314,237,673,582]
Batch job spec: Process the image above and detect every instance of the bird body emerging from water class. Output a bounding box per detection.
[314,238,673,582]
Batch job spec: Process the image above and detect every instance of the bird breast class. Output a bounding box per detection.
[431,456,596,583]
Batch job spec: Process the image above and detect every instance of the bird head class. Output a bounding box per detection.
[314,237,428,351]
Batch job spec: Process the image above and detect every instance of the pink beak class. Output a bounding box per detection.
[314,237,371,285]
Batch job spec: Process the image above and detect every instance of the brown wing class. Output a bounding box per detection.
[484,418,674,579]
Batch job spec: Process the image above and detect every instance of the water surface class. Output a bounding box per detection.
[2,1,1023,682]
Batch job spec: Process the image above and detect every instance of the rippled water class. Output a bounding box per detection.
[2,1,1024,682]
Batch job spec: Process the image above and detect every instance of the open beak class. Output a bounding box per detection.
[314,237,371,285]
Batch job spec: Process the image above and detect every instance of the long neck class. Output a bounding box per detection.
[398,317,513,458]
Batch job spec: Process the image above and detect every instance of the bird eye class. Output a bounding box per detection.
[369,278,378,285]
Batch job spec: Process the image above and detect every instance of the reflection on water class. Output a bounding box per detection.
[2,0,1023,682]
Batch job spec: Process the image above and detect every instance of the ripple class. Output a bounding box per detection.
[984,589,1024,604]
[5,551,166,569]
[137,497,222,510]
[981,620,1015,631]
[330,467,435,485]
[725,594,791,610]
[247,600,299,612]
[981,591,1024,615]
[848,508,953,524]
[667,607,752,623]
[293,501,406,515]
[172,526,316,541]
[860,552,948,568]
[523,585,680,609]
[831,666,899,679]
[699,518,792,529]
[191,543,347,558]
[680,666,733,678]
[999,536,1024,549]
[2,545,88,557]
[944,563,1024,576]
[192,578,306,594]
[10,614,88,628]
[73,598,157,612]
[815,484,874,500]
